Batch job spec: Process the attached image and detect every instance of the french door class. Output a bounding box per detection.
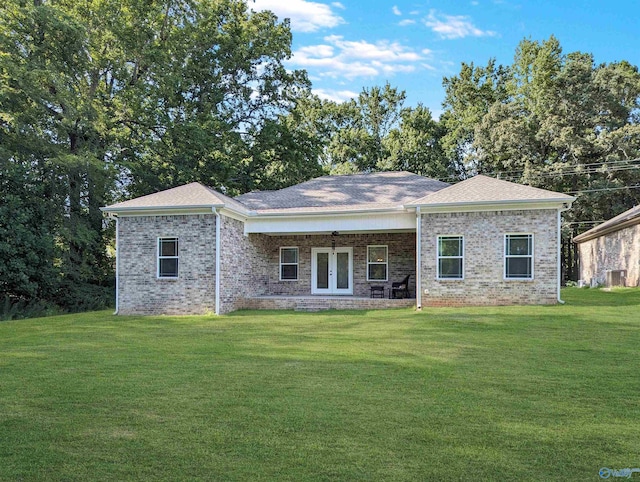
[311,247,353,295]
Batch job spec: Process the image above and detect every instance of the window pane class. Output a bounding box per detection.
[281,248,297,264]
[160,238,177,257]
[336,252,349,289]
[281,264,298,280]
[368,246,387,263]
[506,257,531,278]
[439,237,462,257]
[368,264,387,281]
[439,258,462,278]
[316,253,328,289]
[159,258,178,277]
[507,235,531,255]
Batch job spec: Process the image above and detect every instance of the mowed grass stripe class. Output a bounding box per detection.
[0,288,639,480]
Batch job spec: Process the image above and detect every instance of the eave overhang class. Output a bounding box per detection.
[573,216,640,244]
[406,198,574,213]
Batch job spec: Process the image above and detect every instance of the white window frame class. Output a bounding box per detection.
[504,233,534,280]
[437,235,464,280]
[157,237,179,279]
[279,247,299,281]
[366,245,388,282]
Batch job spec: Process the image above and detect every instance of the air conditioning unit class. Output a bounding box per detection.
[606,270,627,287]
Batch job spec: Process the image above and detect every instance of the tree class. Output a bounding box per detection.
[384,105,452,179]
[0,0,312,309]
[442,36,640,227]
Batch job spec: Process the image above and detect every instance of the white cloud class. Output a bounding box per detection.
[251,0,344,32]
[424,10,496,39]
[314,88,359,102]
[398,19,416,26]
[291,35,427,79]
[297,44,334,58]
[392,5,402,15]
[331,2,345,9]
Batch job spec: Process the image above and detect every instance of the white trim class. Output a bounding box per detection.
[250,206,409,217]
[406,198,574,208]
[557,208,566,304]
[214,209,221,315]
[244,211,415,235]
[157,237,179,279]
[415,207,421,310]
[504,233,534,280]
[114,215,119,315]
[219,207,248,223]
[415,200,573,214]
[279,247,299,281]
[366,245,388,282]
[311,247,353,295]
[436,235,464,280]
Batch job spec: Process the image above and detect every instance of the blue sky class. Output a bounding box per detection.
[251,0,640,118]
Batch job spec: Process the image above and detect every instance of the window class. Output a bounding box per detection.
[437,236,463,279]
[280,247,298,281]
[367,245,388,281]
[158,238,179,278]
[505,234,533,279]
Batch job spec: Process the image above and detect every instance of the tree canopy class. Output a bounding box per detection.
[442,36,640,227]
[2,4,639,315]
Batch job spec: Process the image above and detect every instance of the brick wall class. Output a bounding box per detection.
[251,232,416,298]
[117,214,216,315]
[577,223,640,287]
[218,216,269,314]
[420,210,559,306]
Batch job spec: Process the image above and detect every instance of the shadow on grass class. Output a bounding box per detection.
[561,287,640,307]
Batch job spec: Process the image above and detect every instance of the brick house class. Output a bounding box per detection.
[102,172,574,314]
[573,204,640,287]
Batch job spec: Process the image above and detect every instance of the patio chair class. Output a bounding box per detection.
[390,274,411,299]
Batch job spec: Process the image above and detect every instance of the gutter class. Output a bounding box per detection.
[573,215,640,243]
[100,203,225,214]
[557,203,572,304]
[213,207,221,315]
[415,206,422,310]
[404,197,575,209]
[250,206,410,217]
[109,213,119,315]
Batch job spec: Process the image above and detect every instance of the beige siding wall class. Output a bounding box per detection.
[420,209,559,306]
[117,214,216,315]
[577,223,640,287]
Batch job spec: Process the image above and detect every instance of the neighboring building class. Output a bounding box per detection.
[101,172,575,315]
[573,205,640,287]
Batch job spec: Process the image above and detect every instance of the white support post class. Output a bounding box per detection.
[214,208,221,315]
[416,206,422,310]
[113,214,119,315]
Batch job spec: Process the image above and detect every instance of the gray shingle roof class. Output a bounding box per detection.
[573,204,640,243]
[409,175,575,206]
[102,172,573,215]
[235,171,450,212]
[103,182,247,214]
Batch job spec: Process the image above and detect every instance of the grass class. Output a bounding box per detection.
[1,288,639,481]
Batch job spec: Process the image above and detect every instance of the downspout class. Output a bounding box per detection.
[557,204,571,304]
[416,206,422,310]
[112,214,119,315]
[213,207,221,315]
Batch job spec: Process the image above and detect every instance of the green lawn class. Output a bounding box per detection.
[1,288,639,481]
